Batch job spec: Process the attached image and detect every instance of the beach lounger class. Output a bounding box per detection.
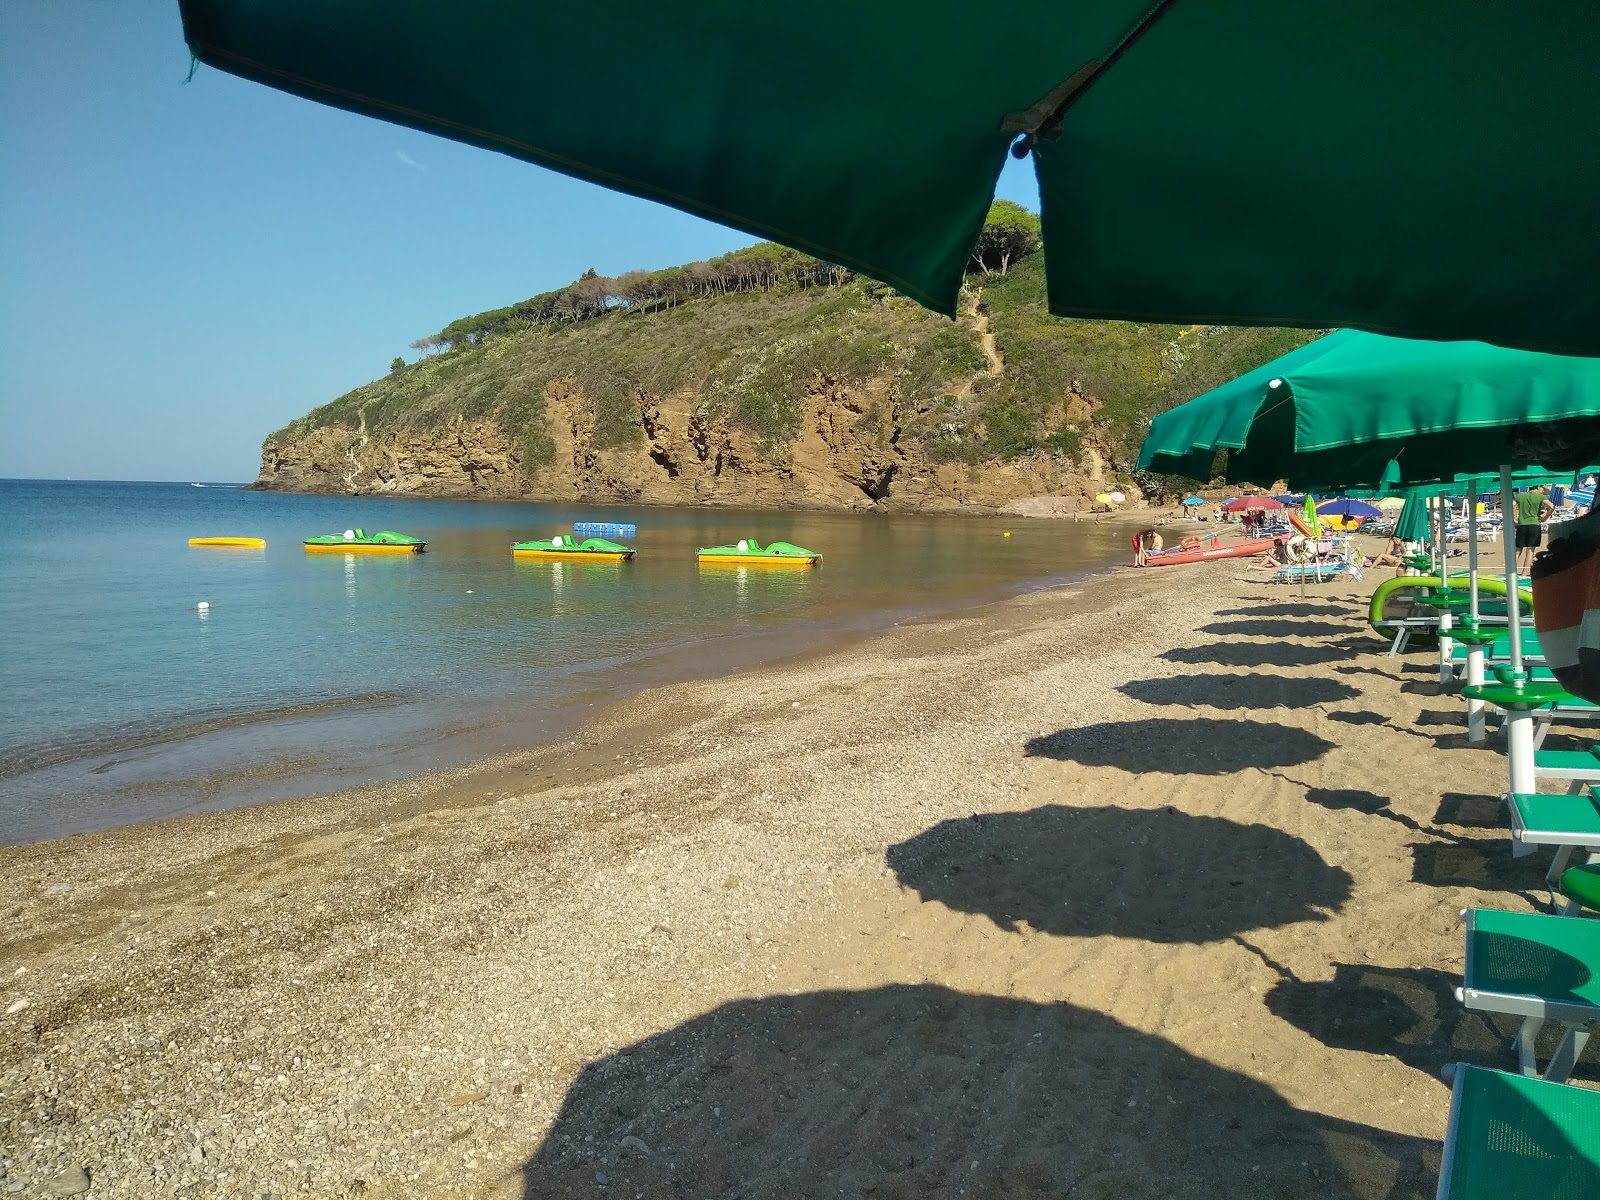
[1559,863,1600,917]
[1507,792,1600,888]
[1436,1064,1600,1199]
[1531,699,1600,750]
[1269,560,1364,585]
[1457,907,1600,1082]
[1531,747,1600,787]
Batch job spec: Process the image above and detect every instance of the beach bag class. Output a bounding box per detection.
[1532,509,1600,703]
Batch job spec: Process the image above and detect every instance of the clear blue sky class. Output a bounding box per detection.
[0,2,1043,483]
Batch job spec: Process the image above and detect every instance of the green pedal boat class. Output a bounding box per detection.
[304,528,426,554]
[512,534,634,562]
[697,539,820,566]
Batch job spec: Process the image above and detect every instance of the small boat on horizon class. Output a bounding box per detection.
[697,539,821,566]
[512,534,634,562]
[303,529,427,554]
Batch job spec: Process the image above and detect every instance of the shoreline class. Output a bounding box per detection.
[2,555,1506,1198]
[245,477,1190,523]
[1,546,1131,849]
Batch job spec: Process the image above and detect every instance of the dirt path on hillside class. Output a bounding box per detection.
[952,289,1004,405]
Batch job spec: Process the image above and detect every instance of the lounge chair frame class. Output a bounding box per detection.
[1435,1063,1600,1199]
[1457,908,1599,1083]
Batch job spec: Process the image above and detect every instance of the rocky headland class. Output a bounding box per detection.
[253,212,1313,513]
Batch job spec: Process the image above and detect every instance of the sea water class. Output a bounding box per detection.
[0,479,1130,843]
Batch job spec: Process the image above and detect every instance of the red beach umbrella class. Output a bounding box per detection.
[1222,496,1284,512]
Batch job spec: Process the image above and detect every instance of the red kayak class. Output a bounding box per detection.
[1139,535,1281,567]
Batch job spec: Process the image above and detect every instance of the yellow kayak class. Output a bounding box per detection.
[188,537,266,548]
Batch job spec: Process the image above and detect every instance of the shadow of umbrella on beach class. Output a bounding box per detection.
[1118,673,1360,711]
[1161,642,1350,669]
[515,984,1434,1199]
[1199,619,1354,640]
[886,805,1351,942]
[1265,963,1514,1077]
[1217,603,1351,618]
[1025,718,1334,775]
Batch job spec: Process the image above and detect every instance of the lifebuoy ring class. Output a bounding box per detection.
[1180,536,1202,552]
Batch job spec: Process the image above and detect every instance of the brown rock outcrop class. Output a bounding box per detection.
[254,374,1114,514]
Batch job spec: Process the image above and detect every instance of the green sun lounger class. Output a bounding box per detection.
[1530,700,1600,751]
[1508,792,1600,888]
[1559,864,1600,917]
[1532,748,1600,788]
[1458,908,1600,1082]
[1436,1064,1600,1199]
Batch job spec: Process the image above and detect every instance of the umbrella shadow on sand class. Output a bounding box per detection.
[1199,619,1354,640]
[516,984,1435,1199]
[886,805,1351,942]
[1025,717,1334,775]
[1217,603,1350,618]
[1162,641,1349,669]
[1118,673,1359,710]
[1264,962,1515,1078]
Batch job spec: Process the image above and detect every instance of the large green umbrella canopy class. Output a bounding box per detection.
[1136,330,1600,490]
[176,2,1600,354]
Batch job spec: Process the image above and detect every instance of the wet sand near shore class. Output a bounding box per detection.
[0,554,1556,1198]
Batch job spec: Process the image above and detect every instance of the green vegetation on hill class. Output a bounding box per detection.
[270,204,1317,484]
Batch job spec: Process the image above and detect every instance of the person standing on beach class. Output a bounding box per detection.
[1515,485,1555,575]
[1133,528,1163,566]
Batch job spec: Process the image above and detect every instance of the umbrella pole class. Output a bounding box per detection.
[1501,464,1534,797]
[1467,483,1480,621]
[1465,482,1486,742]
[1439,495,1448,574]
[1502,465,1525,679]
[1436,493,1455,686]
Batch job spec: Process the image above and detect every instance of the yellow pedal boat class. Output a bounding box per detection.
[512,534,634,562]
[696,539,820,566]
[304,528,427,554]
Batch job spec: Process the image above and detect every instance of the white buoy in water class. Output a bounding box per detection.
[196,601,211,610]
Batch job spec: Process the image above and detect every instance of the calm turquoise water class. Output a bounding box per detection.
[0,479,1129,843]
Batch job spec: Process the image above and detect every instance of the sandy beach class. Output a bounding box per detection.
[0,551,1543,1198]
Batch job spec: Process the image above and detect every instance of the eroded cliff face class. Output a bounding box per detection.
[254,374,1121,513]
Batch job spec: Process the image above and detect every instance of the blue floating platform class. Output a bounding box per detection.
[574,521,636,538]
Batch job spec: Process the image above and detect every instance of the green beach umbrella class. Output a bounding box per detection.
[1301,495,1321,538]
[175,2,1600,354]
[1394,493,1429,544]
[1136,330,1600,491]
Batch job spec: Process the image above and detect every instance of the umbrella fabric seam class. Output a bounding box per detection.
[1294,403,1600,453]
[1021,0,1180,142]
[186,41,962,315]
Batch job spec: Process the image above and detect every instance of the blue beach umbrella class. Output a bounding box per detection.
[1316,498,1383,520]
[1182,496,1205,506]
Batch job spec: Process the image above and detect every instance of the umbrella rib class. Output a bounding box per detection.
[1002,0,1179,144]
